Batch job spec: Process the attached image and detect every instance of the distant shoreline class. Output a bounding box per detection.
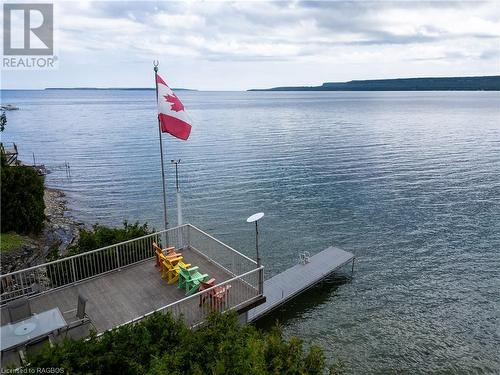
[2,75,500,91]
[43,87,197,91]
[249,75,500,91]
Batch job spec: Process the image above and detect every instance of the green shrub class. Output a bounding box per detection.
[1,158,45,234]
[46,221,152,287]
[0,111,6,132]
[68,221,152,256]
[27,312,335,375]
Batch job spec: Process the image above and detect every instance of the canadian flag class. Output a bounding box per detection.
[156,74,192,140]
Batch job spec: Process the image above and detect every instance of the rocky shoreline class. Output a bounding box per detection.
[0,187,84,274]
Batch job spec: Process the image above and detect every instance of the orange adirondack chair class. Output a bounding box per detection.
[153,242,182,273]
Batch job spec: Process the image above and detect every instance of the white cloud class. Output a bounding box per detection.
[2,0,499,89]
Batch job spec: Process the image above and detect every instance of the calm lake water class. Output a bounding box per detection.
[2,89,499,373]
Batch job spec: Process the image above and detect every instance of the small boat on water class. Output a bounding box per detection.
[1,104,19,110]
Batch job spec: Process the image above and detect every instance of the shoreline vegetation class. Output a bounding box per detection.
[1,182,150,272]
[0,186,83,273]
[0,125,84,271]
[248,75,500,91]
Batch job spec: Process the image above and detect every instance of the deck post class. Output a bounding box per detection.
[115,246,121,270]
[19,274,25,297]
[259,267,264,295]
[71,258,77,284]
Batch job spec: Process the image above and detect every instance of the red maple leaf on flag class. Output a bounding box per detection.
[164,94,184,112]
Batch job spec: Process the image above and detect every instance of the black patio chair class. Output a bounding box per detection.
[6,297,32,323]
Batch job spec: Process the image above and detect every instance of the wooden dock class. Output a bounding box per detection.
[0,142,18,165]
[248,246,354,322]
[1,247,260,332]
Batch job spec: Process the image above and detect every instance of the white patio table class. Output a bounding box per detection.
[0,307,66,352]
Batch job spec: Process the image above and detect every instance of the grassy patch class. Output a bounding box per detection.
[0,232,25,253]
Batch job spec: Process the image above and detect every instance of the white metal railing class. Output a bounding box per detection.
[0,227,181,304]
[187,224,257,277]
[0,224,261,305]
[105,266,263,334]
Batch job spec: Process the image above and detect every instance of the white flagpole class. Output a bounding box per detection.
[154,61,169,246]
[177,192,183,225]
[171,159,183,225]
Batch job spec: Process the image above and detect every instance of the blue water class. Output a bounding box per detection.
[1,90,499,373]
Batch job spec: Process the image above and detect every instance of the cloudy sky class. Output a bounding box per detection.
[2,0,499,90]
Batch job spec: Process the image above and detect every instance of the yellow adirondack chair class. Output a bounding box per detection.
[163,256,191,284]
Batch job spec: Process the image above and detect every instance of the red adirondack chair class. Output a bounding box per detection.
[199,278,231,310]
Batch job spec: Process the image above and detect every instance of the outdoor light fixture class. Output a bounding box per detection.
[246,212,264,267]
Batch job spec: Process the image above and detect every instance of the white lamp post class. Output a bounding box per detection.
[246,212,264,294]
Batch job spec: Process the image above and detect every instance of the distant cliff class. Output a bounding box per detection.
[249,76,500,91]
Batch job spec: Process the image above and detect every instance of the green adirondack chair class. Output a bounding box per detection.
[178,265,190,291]
[178,266,209,296]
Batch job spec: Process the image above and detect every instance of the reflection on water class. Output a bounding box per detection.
[255,272,352,330]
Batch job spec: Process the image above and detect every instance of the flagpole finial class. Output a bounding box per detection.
[153,60,159,72]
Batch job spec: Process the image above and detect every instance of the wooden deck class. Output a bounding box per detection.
[248,246,354,322]
[0,247,256,332]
